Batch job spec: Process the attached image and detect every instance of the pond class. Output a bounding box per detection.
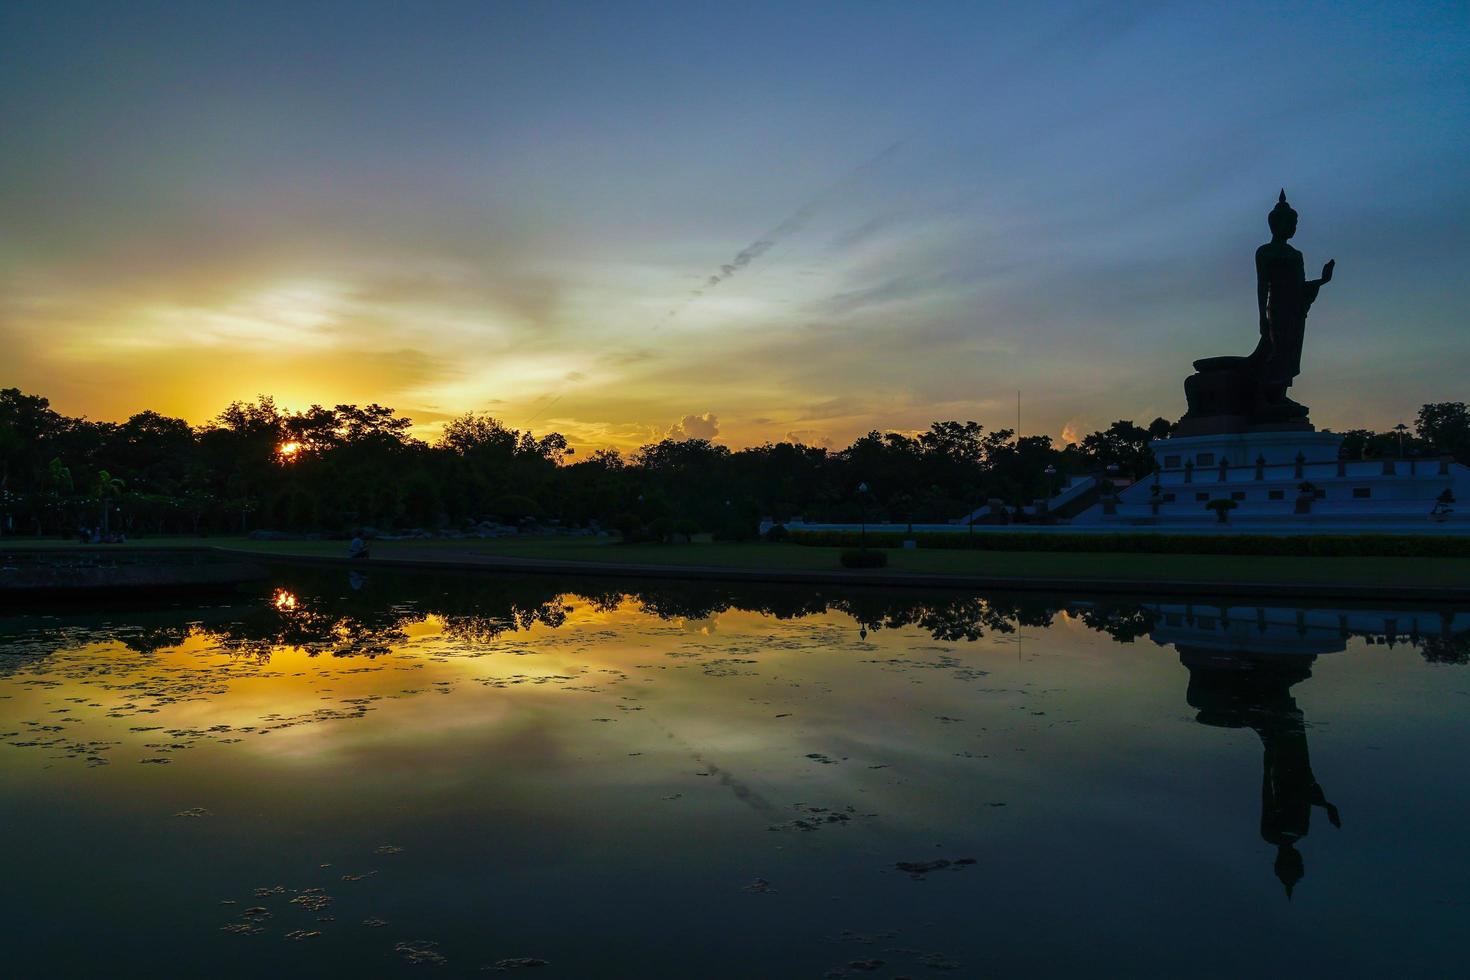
[2,567,1468,977]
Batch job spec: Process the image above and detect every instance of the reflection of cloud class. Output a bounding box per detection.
[667,412,719,440]
[680,616,718,636]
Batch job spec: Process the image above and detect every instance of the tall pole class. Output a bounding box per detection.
[1015,390,1022,517]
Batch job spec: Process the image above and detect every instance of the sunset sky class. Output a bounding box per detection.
[2,1,1466,452]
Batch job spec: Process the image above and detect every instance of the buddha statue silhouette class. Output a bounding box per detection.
[1175,191,1338,434]
[1249,190,1336,418]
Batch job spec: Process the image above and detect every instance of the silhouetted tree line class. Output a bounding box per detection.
[2,387,1466,538]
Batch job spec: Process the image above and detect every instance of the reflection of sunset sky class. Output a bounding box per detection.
[4,589,1441,837]
[6,587,1470,978]
[4,597,1186,819]
[3,4,1467,450]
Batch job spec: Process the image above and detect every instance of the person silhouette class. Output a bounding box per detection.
[1251,190,1335,416]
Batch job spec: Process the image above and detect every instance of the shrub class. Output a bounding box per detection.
[610,511,645,543]
[488,494,541,522]
[713,515,760,542]
[647,516,674,543]
[787,529,1470,558]
[839,548,888,568]
[765,523,790,542]
[1205,498,1238,523]
[673,517,700,542]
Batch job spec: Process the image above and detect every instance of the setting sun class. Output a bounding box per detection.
[277,441,302,461]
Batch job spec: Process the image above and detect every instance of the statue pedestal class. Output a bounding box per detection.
[1176,356,1313,437]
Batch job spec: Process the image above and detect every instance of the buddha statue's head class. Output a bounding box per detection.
[1268,189,1298,240]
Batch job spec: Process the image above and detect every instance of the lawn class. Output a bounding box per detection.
[8,534,1469,591]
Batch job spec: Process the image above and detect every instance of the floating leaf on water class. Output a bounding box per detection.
[221,922,265,936]
[289,889,332,913]
[394,940,446,965]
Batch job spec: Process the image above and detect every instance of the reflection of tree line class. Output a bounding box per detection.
[2,570,1467,663]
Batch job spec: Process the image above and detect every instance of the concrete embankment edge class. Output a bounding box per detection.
[211,548,1470,604]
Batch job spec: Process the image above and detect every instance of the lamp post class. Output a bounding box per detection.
[857,481,869,551]
[1044,464,1058,500]
[1394,423,1408,459]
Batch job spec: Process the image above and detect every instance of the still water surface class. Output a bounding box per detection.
[2,567,1468,977]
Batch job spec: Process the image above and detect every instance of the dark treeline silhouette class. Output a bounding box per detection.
[2,387,1466,539]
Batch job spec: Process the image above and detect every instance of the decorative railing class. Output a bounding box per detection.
[1151,455,1455,486]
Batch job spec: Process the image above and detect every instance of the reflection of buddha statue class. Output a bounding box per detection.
[1250,190,1335,419]
[1183,650,1341,897]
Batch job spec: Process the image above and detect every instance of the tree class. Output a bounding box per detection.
[1417,402,1470,464]
[334,403,413,444]
[1146,417,1173,441]
[47,458,74,495]
[202,397,285,527]
[439,413,518,457]
[1079,420,1156,478]
[94,469,126,533]
[109,410,196,494]
[0,388,64,494]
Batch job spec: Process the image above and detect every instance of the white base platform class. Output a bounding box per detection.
[1069,428,1467,529]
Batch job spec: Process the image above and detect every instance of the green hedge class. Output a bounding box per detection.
[788,529,1470,558]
